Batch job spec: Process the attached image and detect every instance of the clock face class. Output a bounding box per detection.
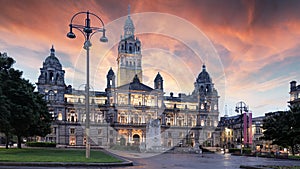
[126,31,132,35]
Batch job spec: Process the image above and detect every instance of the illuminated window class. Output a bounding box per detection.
[70,136,76,145]
[201,120,204,126]
[67,111,77,122]
[57,112,62,121]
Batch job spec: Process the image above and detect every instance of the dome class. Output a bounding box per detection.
[43,46,62,70]
[196,65,211,83]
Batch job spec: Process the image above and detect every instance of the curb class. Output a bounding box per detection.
[0,149,133,167]
[240,165,264,169]
[0,161,133,167]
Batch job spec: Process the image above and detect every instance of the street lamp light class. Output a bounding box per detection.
[67,11,108,158]
[235,101,248,155]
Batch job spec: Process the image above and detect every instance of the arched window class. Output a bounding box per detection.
[49,90,55,101]
[177,116,183,126]
[119,113,126,124]
[49,72,54,82]
[147,114,152,123]
[129,46,132,53]
[67,111,77,122]
[201,120,204,126]
[58,112,62,121]
[134,113,139,124]
[207,117,211,126]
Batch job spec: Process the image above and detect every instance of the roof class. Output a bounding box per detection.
[196,64,212,84]
[43,46,62,70]
[118,75,153,92]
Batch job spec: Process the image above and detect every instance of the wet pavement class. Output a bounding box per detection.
[115,152,300,169]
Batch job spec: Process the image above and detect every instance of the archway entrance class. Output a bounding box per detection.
[120,137,126,146]
[133,134,140,145]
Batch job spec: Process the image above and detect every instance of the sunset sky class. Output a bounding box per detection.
[1,0,300,117]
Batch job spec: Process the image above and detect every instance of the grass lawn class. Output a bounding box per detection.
[0,148,122,163]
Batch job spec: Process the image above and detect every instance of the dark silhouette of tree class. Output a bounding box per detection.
[0,53,15,148]
[0,53,51,148]
[263,107,300,155]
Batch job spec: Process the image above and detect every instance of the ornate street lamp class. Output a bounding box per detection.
[67,11,108,158]
[235,101,248,155]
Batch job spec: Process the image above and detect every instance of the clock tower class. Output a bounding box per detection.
[117,5,142,86]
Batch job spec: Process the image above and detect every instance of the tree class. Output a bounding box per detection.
[263,107,300,155]
[0,53,52,148]
[0,52,15,149]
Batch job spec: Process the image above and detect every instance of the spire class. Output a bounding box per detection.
[132,74,140,83]
[128,4,130,16]
[50,45,55,56]
[124,4,135,38]
[225,105,228,117]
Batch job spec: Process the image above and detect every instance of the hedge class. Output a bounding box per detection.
[229,148,252,154]
[25,142,56,147]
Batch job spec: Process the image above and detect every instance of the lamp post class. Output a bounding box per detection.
[235,101,248,155]
[67,11,108,158]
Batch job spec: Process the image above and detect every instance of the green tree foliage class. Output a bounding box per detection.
[0,53,51,148]
[0,53,15,148]
[263,107,300,155]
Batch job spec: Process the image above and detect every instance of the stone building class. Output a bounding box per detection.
[37,9,220,149]
[289,81,300,107]
[217,112,253,149]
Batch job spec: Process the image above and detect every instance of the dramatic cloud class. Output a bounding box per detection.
[1,0,300,117]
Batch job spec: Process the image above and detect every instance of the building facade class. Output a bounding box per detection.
[289,81,300,107]
[37,10,220,150]
[217,112,253,149]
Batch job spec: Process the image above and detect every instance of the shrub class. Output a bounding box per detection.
[229,148,240,153]
[242,148,252,155]
[25,142,56,147]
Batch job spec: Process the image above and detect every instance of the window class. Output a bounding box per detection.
[67,111,77,122]
[49,72,54,82]
[49,111,55,119]
[70,136,76,145]
[52,127,56,134]
[70,128,75,134]
[177,116,183,126]
[179,132,183,138]
[120,113,126,124]
[110,130,113,135]
[57,112,62,121]
[168,140,172,147]
[98,138,102,146]
[134,114,139,124]
[201,120,204,126]
[49,90,55,101]
[147,114,151,123]
[98,129,102,135]
[168,132,172,138]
